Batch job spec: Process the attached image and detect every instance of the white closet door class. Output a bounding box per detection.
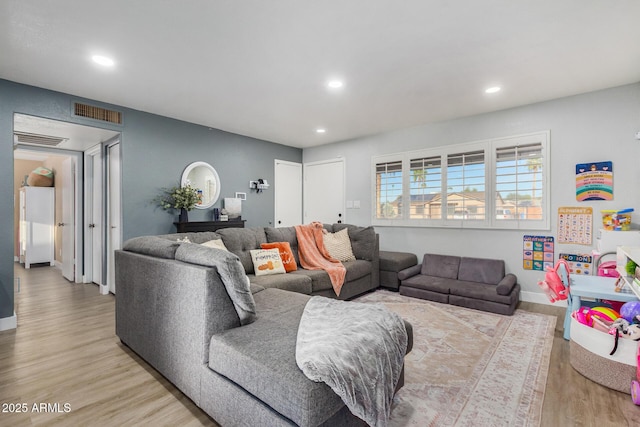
[303,159,345,225]
[274,160,302,227]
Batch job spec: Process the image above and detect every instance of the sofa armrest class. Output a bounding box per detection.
[398,264,422,281]
[496,273,518,295]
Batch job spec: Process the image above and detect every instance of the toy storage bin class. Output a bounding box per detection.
[601,209,633,231]
[569,316,637,393]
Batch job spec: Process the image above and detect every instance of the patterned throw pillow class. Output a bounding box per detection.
[261,241,297,272]
[202,239,229,251]
[323,228,356,262]
[250,248,286,276]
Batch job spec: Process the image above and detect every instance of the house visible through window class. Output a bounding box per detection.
[375,160,402,219]
[372,131,549,230]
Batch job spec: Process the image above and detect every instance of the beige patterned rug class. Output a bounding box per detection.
[356,290,556,427]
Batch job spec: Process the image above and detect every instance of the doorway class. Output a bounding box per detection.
[13,114,120,290]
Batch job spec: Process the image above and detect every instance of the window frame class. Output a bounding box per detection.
[371,131,550,230]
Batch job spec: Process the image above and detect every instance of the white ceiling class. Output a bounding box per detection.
[2,1,639,149]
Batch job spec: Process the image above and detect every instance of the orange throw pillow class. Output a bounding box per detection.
[261,242,298,272]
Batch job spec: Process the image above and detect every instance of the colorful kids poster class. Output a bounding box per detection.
[557,206,593,245]
[559,253,593,275]
[576,161,613,201]
[523,235,554,271]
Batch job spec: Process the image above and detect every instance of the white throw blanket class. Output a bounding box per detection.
[295,297,408,427]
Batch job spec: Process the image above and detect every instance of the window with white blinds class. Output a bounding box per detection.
[409,156,441,219]
[375,160,402,219]
[495,142,544,221]
[372,131,549,229]
[446,150,485,220]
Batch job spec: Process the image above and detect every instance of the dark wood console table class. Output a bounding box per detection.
[174,220,246,233]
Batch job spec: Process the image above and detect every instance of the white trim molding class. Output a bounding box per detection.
[0,313,17,331]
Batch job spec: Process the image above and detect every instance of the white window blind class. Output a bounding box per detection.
[375,160,402,219]
[409,156,441,219]
[446,150,485,220]
[495,142,544,221]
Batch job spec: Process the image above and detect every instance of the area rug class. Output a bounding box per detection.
[355,290,556,427]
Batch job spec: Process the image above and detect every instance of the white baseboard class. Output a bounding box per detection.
[519,290,568,307]
[0,313,17,331]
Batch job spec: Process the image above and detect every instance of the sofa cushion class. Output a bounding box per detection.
[123,236,181,259]
[323,228,356,262]
[401,275,458,294]
[458,257,505,285]
[421,254,461,279]
[333,224,376,261]
[264,226,301,266]
[449,280,515,305]
[291,269,334,293]
[496,274,517,296]
[208,289,344,426]
[249,272,313,294]
[250,248,286,276]
[217,227,267,274]
[261,241,297,272]
[344,259,373,282]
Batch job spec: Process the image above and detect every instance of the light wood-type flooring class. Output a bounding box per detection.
[1,264,639,426]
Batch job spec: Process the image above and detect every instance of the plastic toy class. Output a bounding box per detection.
[589,306,621,323]
[620,301,640,323]
[573,306,621,327]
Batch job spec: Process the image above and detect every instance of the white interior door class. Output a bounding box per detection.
[61,158,75,281]
[303,159,345,224]
[84,146,103,285]
[106,142,121,294]
[274,160,302,227]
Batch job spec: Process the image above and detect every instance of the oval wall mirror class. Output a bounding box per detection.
[181,161,221,209]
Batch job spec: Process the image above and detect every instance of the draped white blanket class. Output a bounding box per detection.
[295,297,408,427]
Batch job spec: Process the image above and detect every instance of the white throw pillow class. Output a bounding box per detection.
[323,228,356,262]
[250,248,286,276]
[201,239,229,251]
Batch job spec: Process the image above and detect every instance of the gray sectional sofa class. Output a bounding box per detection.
[115,224,412,426]
[164,223,379,300]
[398,253,520,315]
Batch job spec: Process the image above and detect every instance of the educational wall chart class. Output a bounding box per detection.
[523,235,554,271]
[557,206,593,245]
[558,253,593,275]
[576,161,613,201]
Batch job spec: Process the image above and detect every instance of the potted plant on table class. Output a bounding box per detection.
[156,183,202,222]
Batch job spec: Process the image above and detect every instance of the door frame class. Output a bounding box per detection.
[14,144,84,283]
[83,143,103,286]
[105,140,122,295]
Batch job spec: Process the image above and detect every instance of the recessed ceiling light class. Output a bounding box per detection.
[327,80,343,89]
[92,55,115,67]
[316,128,326,134]
[485,86,501,94]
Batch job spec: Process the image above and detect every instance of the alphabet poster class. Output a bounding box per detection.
[523,235,554,271]
[576,161,613,201]
[557,206,593,245]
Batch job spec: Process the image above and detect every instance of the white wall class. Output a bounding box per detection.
[303,83,640,303]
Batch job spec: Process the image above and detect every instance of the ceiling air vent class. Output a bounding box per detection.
[74,102,122,125]
[14,132,67,147]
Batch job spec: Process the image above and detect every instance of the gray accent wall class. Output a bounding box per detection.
[0,79,301,322]
[303,83,640,303]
